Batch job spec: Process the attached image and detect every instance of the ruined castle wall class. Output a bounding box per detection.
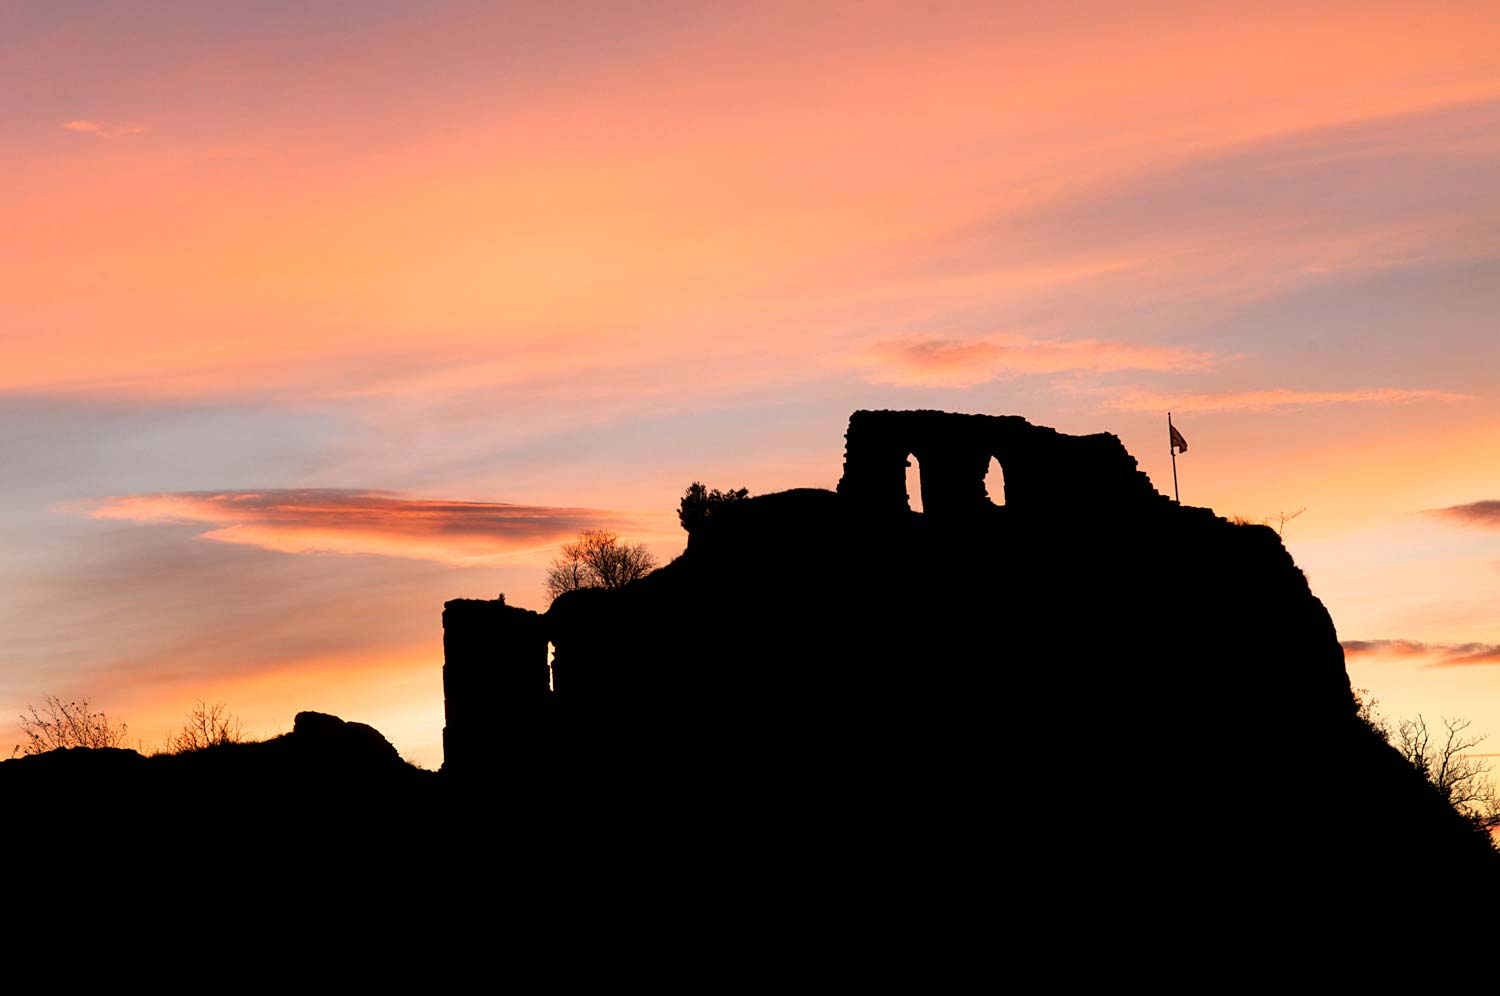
[909,434,993,515]
[441,596,549,775]
[838,409,1161,514]
[836,415,915,514]
[442,410,1165,776]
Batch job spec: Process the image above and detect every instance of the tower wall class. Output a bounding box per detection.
[441,596,549,776]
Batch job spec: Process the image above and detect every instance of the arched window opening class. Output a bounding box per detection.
[985,456,1006,506]
[905,455,923,512]
[547,641,557,692]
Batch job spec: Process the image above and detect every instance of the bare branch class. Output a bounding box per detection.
[13,695,129,756]
[545,528,657,604]
[1266,507,1308,538]
[166,700,246,753]
[1390,711,1500,837]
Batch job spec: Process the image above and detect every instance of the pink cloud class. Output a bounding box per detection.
[1343,639,1500,667]
[60,120,149,137]
[857,334,1211,388]
[1427,500,1500,528]
[1342,639,1436,658]
[87,489,643,566]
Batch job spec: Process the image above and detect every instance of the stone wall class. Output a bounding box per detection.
[441,595,549,776]
[836,409,1161,514]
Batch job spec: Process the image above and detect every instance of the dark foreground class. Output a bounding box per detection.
[7,411,1494,960]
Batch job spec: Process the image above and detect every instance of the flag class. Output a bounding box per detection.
[1170,423,1188,454]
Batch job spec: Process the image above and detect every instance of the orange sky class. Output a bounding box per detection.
[3,1,1499,767]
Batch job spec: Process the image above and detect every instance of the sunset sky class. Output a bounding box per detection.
[4,1,1499,767]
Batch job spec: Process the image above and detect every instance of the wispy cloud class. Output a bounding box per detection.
[87,489,638,565]
[1427,500,1500,528]
[856,333,1211,388]
[1343,639,1500,667]
[60,120,149,137]
[1108,387,1470,414]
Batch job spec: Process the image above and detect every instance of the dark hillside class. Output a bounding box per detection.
[527,411,1498,922]
[8,410,1493,947]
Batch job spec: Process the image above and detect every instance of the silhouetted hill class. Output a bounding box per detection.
[457,411,1500,936]
[6,711,439,865]
[9,410,1494,950]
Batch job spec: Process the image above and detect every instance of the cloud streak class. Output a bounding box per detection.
[1108,387,1470,414]
[1427,500,1500,528]
[856,334,1211,388]
[1343,639,1500,667]
[87,489,636,565]
[60,120,149,137]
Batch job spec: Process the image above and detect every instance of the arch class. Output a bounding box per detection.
[905,453,923,512]
[985,456,1006,506]
[837,409,1158,515]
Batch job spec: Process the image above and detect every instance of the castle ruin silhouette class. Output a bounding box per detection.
[444,410,1180,775]
[9,409,1495,941]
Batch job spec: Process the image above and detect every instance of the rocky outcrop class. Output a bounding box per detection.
[2,710,425,809]
[291,710,402,765]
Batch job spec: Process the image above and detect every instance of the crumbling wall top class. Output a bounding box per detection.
[836,409,1159,514]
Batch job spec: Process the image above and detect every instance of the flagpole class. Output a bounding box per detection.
[1169,411,1180,504]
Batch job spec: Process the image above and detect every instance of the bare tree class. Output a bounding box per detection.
[1353,694,1499,837]
[165,699,246,753]
[546,529,657,603]
[1353,688,1391,741]
[1266,507,1307,538]
[545,548,591,599]
[13,695,129,756]
[1393,715,1498,819]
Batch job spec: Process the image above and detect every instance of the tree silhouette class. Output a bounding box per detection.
[1353,687,1391,740]
[13,695,129,756]
[1355,690,1500,840]
[1394,715,1500,829]
[679,482,749,531]
[545,529,657,603]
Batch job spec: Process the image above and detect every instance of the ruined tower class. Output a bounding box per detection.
[441,595,549,776]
